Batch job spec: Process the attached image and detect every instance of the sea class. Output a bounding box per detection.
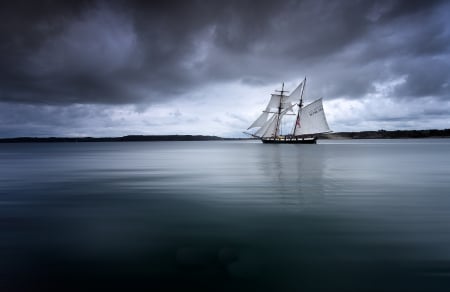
[1,139,450,291]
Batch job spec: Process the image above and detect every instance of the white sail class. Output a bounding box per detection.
[266,94,282,110]
[247,111,269,129]
[294,98,331,136]
[285,81,304,104]
[266,94,293,111]
[282,100,295,114]
[261,115,278,138]
[255,114,277,137]
[255,104,296,137]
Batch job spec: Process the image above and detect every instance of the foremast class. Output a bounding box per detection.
[273,83,288,139]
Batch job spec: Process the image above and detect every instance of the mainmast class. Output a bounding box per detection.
[292,77,306,135]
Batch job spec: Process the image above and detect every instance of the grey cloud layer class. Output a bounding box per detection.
[1,0,448,105]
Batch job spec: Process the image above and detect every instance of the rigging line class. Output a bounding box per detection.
[292,77,306,135]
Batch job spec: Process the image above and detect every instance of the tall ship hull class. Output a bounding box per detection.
[261,137,317,144]
[245,77,331,144]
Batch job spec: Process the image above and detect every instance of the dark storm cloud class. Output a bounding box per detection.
[0,102,95,137]
[0,0,448,105]
[392,58,449,99]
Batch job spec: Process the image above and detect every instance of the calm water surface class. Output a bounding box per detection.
[1,139,450,291]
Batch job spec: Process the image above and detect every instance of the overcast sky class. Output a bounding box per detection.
[0,0,449,137]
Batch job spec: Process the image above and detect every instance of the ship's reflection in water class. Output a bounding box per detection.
[1,140,450,291]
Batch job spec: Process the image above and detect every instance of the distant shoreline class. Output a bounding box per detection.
[317,129,450,140]
[0,135,250,143]
[0,129,449,143]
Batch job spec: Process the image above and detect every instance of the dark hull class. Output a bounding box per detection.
[261,137,317,144]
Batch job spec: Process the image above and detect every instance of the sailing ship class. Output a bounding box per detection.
[246,78,331,144]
